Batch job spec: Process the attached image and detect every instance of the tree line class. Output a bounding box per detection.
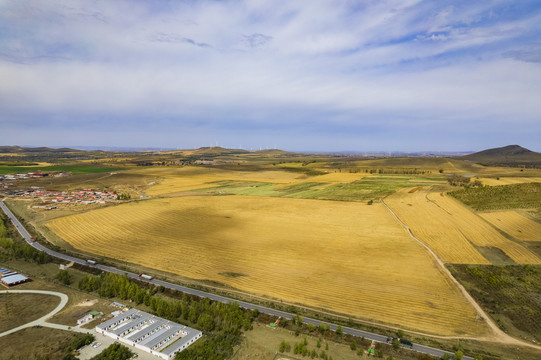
[347,168,431,175]
[0,214,50,264]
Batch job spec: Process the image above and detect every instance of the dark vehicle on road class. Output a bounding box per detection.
[399,338,413,348]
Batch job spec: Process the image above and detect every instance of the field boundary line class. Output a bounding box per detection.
[381,194,541,350]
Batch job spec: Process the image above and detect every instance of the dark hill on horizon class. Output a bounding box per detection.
[0,145,84,153]
[459,145,541,168]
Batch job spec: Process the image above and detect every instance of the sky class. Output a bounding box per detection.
[1,0,541,152]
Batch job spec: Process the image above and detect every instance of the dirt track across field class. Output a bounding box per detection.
[381,196,541,351]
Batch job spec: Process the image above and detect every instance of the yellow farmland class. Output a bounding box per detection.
[138,167,304,195]
[134,166,368,196]
[386,188,541,264]
[478,177,541,186]
[480,211,541,242]
[385,188,488,264]
[46,196,488,336]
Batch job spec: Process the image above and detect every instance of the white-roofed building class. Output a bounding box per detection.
[96,309,202,359]
[0,266,29,287]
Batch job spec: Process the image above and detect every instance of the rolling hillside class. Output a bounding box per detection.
[459,145,541,167]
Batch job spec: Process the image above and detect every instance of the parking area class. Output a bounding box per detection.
[77,332,158,360]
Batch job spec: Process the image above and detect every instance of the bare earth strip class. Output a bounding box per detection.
[47,195,487,336]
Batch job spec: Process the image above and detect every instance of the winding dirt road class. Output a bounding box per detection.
[381,196,541,351]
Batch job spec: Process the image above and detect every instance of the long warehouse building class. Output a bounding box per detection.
[96,308,202,359]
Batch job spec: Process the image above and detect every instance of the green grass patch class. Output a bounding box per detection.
[0,293,60,333]
[0,165,121,175]
[448,264,541,342]
[0,161,39,166]
[201,180,279,196]
[0,327,89,360]
[278,166,327,176]
[475,246,516,265]
[449,183,541,210]
[311,175,443,201]
[196,176,443,202]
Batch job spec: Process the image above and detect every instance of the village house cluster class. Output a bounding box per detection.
[9,187,118,205]
[0,171,70,181]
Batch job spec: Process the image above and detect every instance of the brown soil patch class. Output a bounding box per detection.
[75,299,98,307]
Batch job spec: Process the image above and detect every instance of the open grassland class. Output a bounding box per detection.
[0,293,59,333]
[448,264,541,343]
[385,188,541,264]
[0,327,85,360]
[480,211,541,242]
[450,183,541,211]
[46,196,488,336]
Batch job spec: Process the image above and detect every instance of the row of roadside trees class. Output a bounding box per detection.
[77,272,257,360]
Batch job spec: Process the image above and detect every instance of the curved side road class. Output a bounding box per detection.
[1,200,467,359]
[381,196,541,352]
[0,289,91,337]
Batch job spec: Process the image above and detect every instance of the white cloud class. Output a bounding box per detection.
[1,0,540,150]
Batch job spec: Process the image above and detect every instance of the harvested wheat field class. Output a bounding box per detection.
[427,193,541,264]
[137,167,305,195]
[385,188,541,264]
[480,211,541,242]
[385,188,489,264]
[477,177,541,186]
[47,196,488,336]
[137,166,371,197]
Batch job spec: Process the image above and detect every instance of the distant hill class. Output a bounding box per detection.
[0,146,82,153]
[190,147,249,156]
[459,145,541,167]
[254,149,294,155]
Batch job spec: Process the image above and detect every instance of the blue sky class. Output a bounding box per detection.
[1,0,540,152]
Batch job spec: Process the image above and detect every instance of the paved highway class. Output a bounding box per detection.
[0,200,467,359]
